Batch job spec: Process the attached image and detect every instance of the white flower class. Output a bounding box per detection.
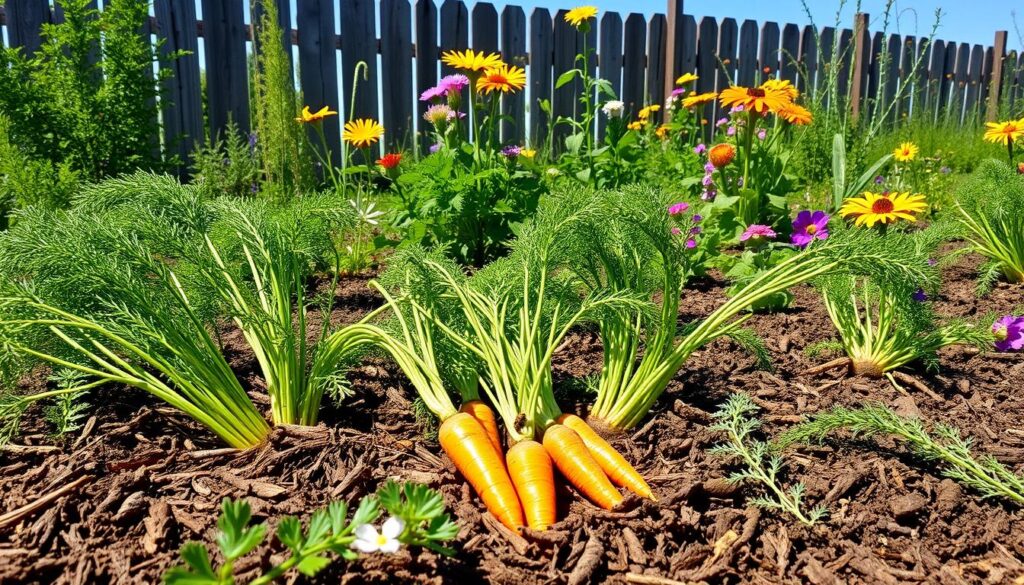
[602,100,624,118]
[351,516,405,554]
[349,199,386,226]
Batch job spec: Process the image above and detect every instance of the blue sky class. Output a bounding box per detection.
[481,0,1022,50]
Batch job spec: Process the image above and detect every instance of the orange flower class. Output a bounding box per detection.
[681,92,717,109]
[477,64,526,94]
[718,85,789,115]
[1017,162,1024,175]
[655,125,670,139]
[295,105,337,124]
[777,102,813,125]
[377,153,402,169]
[708,143,736,167]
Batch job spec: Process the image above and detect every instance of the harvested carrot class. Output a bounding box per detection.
[439,412,525,530]
[460,400,503,455]
[542,424,623,510]
[557,413,655,501]
[506,440,556,530]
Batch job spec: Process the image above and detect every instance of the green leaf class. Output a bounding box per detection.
[846,153,893,200]
[831,133,846,212]
[215,499,266,561]
[276,516,304,551]
[163,543,221,585]
[555,69,579,89]
[296,555,332,577]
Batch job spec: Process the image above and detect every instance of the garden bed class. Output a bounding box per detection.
[1,249,1022,585]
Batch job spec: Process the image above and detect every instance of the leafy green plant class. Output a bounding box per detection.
[0,173,363,447]
[0,113,80,229]
[0,0,178,180]
[709,393,827,525]
[779,404,1024,506]
[164,481,458,585]
[951,159,1024,289]
[191,120,262,199]
[830,133,892,214]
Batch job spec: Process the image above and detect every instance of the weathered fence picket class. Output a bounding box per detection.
[1,1,1018,164]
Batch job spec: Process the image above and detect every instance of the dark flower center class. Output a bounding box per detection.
[747,88,766,98]
[871,198,895,214]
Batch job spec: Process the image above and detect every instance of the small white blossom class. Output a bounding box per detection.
[546,167,561,177]
[351,516,405,554]
[602,100,625,118]
[349,199,386,226]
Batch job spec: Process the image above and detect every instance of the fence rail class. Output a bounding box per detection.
[2,1,1022,169]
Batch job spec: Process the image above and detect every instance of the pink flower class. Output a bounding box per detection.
[791,210,830,249]
[993,316,1024,352]
[671,226,682,235]
[740,224,777,242]
[439,74,470,94]
[668,202,689,215]
[685,239,697,248]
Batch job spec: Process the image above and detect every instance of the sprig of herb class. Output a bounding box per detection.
[164,481,457,585]
[778,404,1024,506]
[708,393,827,526]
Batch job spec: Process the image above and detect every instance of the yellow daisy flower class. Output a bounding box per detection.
[983,119,1024,146]
[655,125,670,139]
[564,6,598,27]
[441,49,504,72]
[840,191,927,228]
[638,104,661,121]
[776,102,813,126]
[343,119,385,149]
[675,73,699,85]
[477,64,527,94]
[681,92,717,109]
[718,85,790,114]
[627,121,646,131]
[295,105,337,123]
[520,148,536,158]
[760,78,799,101]
[892,142,919,162]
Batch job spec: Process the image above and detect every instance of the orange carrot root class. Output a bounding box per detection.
[506,439,556,530]
[542,423,623,510]
[439,413,525,531]
[557,413,655,501]
[460,400,503,455]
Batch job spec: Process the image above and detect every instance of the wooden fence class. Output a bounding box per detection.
[2,0,1023,168]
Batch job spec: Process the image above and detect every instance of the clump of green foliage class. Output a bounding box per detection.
[250,0,313,200]
[815,230,988,378]
[0,0,177,181]
[191,120,262,199]
[0,172,363,448]
[0,114,80,229]
[950,159,1024,291]
[164,481,458,585]
[709,393,827,525]
[779,404,1024,506]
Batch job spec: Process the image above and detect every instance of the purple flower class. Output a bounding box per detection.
[694,143,707,155]
[671,87,687,97]
[729,104,745,114]
[701,189,717,201]
[740,224,777,242]
[726,126,737,136]
[671,226,682,235]
[716,117,729,127]
[420,85,446,101]
[791,210,830,249]
[874,175,885,185]
[248,132,258,150]
[668,202,689,215]
[927,258,937,267]
[429,143,442,154]
[691,214,703,222]
[702,175,714,187]
[501,145,521,159]
[690,226,702,235]
[992,315,1024,352]
[704,162,716,173]
[757,129,767,140]
[685,238,697,249]
[912,288,928,302]
[439,74,470,94]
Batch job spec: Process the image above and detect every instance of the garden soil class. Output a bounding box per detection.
[2,249,1023,584]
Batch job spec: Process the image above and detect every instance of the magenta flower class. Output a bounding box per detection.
[757,129,767,140]
[694,143,706,155]
[685,238,697,248]
[500,145,521,159]
[439,74,470,94]
[420,85,446,101]
[992,316,1024,352]
[791,210,830,249]
[668,202,689,215]
[740,224,777,242]
[912,288,928,302]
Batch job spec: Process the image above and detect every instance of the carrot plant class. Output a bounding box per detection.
[164,481,457,585]
[0,173,364,447]
[950,159,1024,292]
[560,192,932,431]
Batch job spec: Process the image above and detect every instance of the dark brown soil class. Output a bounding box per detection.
[2,250,1024,585]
